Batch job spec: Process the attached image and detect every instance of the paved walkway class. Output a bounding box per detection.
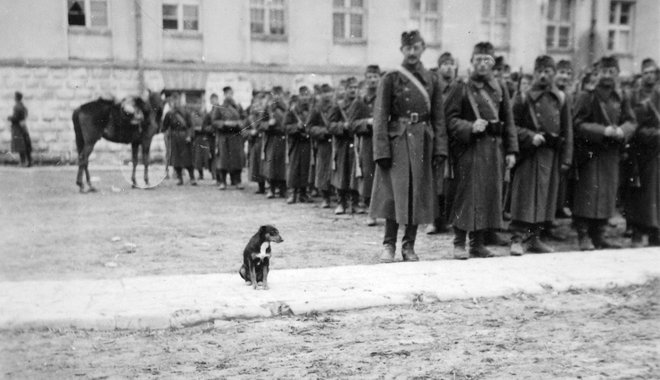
[1,248,658,330]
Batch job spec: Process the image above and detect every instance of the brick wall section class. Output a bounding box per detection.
[0,65,168,165]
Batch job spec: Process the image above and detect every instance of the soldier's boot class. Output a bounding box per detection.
[452,228,468,260]
[484,229,508,246]
[401,225,419,262]
[425,224,438,235]
[648,229,660,247]
[590,224,622,250]
[526,230,554,253]
[577,225,595,251]
[469,230,494,258]
[255,181,266,194]
[286,190,297,205]
[321,191,332,209]
[380,219,398,263]
[509,233,524,256]
[365,216,377,226]
[298,189,313,203]
[380,244,396,263]
[631,227,645,248]
[334,192,347,214]
[355,197,368,214]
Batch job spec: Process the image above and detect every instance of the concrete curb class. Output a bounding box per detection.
[1,248,658,330]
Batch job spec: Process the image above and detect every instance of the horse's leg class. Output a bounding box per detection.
[131,142,139,188]
[79,144,97,192]
[142,142,151,186]
[76,163,85,193]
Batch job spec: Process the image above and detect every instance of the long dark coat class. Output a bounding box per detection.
[261,102,287,182]
[9,102,31,154]
[369,63,448,225]
[213,100,245,172]
[572,87,637,220]
[245,105,264,182]
[162,108,193,168]
[329,99,357,191]
[510,86,573,224]
[626,87,660,229]
[192,109,212,171]
[444,76,518,231]
[284,102,312,189]
[348,93,376,199]
[307,103,334,192]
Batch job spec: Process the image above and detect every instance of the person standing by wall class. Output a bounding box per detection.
[369,30,447,263]
[213,87,245,190]
[8,91,32,167]
[162,92,196,186]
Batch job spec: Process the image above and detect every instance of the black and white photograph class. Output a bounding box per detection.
[1,0,659,378]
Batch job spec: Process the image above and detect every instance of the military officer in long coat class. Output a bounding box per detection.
[509,55,573,256]
[8,91,32,167]
[626,58,660,247]
[307,84,336,208]
[284,86,314,204]
[329,77,360,215]
[245,92,267,194]
[162,92,196,186]
[261,86,288,198]
[213,86,245,190]
[572,56,637,250]
[369,30,448,263]
[348,65,381,226]
[444,41,518,260]
[195,93,219,180]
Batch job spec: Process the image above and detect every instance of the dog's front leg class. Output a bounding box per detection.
[261,264,269,290]
[250,265,258,290]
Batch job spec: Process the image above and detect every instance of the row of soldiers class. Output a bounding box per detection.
[162,30,660,262]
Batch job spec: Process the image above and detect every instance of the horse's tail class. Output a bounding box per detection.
[72,108,84,155]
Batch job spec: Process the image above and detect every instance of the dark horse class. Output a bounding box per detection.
[72,93,163,192]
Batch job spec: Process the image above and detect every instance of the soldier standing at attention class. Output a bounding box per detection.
[444,41,518,260]
[245,91,267,194]
[284,86,314,204]
[261,86,288,198]
[509,55,573,256]
[162,92,196,186]
[348,65,381,226]
[553,60,576,224]
[8,91,32,167]
[572,56,637,250]
[307,84,336,209]
[626,58,660,247]
[369,30,447,263]
[213,86,245,190]
[330,77,360,214]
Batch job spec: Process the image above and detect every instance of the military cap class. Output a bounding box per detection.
[534,55,556,71]
[599,56,619,71]
[222,86,232,93]
[298,85,310,94]
[320,84,333,93]
[14,91,23,101]
[345,77,358,87]
[437,52,455,66]
[366,64,381,74]
[556,60,573,71]
[472,42,495,58]
[641,58,657,71]
[401,30,424,46]
[271,86,284,94]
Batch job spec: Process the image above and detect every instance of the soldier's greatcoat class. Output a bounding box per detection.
[348,93,376,199]
[193,110,214,171]
[284,102,312,189]
[162,108,194,168]
[444,75,518,231]
[626,86,660,229]
[261,101,287,182]
[369,62,448,225]
[212,100,245,172]
[9,102,30,154]
[245,105,264,182]
[510,86,573,223]
[329,99,357,191]
[307,103,334,192]
[572,87,637,219]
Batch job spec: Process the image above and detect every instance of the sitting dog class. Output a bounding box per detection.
[239,225,283,290]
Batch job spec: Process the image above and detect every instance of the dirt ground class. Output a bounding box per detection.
[0,166,630,281]
[1,280,658,379]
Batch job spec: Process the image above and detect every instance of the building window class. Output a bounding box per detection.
[480,0,509,48]
[546,0,573,49]
[410,0,441,45]
[250,0,286,37]
[333,0,366,42]
[607,0,634,53]
[68,0,108,28]
[162,1,199,32]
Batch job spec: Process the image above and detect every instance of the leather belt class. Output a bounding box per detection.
[391,112,430,123]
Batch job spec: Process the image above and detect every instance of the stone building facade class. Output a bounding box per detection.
[1,0,658,164]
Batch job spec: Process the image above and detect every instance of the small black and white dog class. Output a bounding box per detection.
[239,225,283,290]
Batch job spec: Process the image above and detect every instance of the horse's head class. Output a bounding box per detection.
[145,90,164,132]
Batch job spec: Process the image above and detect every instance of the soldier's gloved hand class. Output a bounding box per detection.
[604,126,616,137]
[505,154,516,169]
[376,158,392,170]
[432,155,445,169]
[532,134,546,147]
[560,163,571,173]
[615,127,624,139]
[268,118,276,126]
[473,119,488,134]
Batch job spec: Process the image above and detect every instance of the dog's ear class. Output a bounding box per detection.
[258,225,269,237]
